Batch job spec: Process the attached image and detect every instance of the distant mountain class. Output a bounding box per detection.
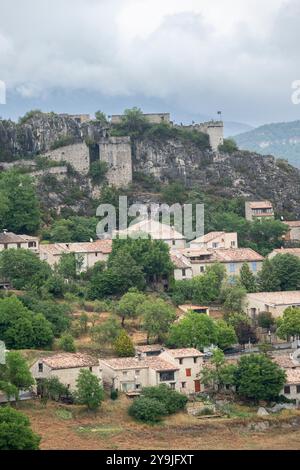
[234,120,300,168]
[224,121,254,137]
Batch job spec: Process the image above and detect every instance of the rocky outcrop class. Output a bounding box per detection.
[134,138,300,217]
[0,112,106,159]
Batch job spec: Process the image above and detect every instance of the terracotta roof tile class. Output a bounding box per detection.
[41,353,99,370]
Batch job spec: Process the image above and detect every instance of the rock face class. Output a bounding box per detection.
[134,138,300,216]
[2,112,300,216]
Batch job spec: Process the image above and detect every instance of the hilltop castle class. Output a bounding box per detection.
[42,112,224,188]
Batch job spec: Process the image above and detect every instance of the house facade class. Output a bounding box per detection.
[177,247,264,278]
[268,247,300,260]
[30,353,102,392]
[245,291,300,319]
[285,221,300,242]
[159,348,204,395]
[99,356,180,393]
[245,201,274,221]
[114,218,186,249]
[170,252,193,281]
[190,232,238,250]
[0,231,39,252]
[39,239,112,272]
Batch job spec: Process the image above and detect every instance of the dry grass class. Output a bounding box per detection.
[19,398,300,450]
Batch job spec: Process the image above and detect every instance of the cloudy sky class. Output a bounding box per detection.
[0,0,300,129]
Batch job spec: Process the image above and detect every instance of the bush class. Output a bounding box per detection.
[218,138,238,154]
[0,407,41,450]
[110,389,119,401]
[128,397,166,423]
[59,334,76,352]
[114,331,135,357]
[142,385,188,415]
[257,311,275,329]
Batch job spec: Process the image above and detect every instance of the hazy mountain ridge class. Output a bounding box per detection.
[234,120,300,168]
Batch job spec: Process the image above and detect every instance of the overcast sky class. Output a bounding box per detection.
[0,0,300,127]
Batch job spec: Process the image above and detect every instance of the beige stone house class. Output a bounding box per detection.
[177,247,264,278]
[272,351,300,401]
[99,356,180,393]
[268,247,300,260]
[111,113,171,125]
[115,219,186,249]
[30,353,102,392]
[170,252,193,281]
[285,221,300,242]
[0,231,39,252]
[245,200,274,221]
[39,239,112,272]
[190,231,238,250]
[135,345,164,358]
[245,291,300,319]
[159,348,204,394]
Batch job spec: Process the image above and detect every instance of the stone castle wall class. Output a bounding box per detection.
[99,136,132,188]
[43,143,90,174]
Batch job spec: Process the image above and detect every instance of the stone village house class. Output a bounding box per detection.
[100,348,204,396]
[30,353,102,392]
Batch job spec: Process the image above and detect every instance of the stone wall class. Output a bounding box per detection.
[43,143,90,174]
[179,121,224,152]
[99,136,132,188]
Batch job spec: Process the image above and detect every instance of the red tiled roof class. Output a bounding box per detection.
[41,353,99,370]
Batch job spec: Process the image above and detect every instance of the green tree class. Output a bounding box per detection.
[167,312,218,350]
[0,249,51,290]
[0,296,54,349]
[114,330,135,357]
[89,250,145,299]
[227,313,257,346]
[234,354,286,402]
[112,107,150,139]
[215,320,238,350]
[276,307,300,340]
[115,290,146,327]
[269,254,300,291]
[0,407,40,450]
[257,311,275,329]
[79,313,89,333]
[138,299,176,343]
[218,138,238,154]
[128,396,166,423]
[0,170,41,234]
[240,262,257,293]
[39,377,69,405]
[257,258,281,292]
[161,182,188,205]
[91,316,121,345]
[221,284,247,313]
[141,385,188,414]
[1,352,35,402]
[110,238,173,285]
[59,334,76,352]
[95,110,108,125]
[19,298,71,337]
[200,349,237,391]
[57,252,82,279]
[75,369,104,411]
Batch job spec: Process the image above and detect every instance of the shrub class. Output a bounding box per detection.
[0,407,41,450]
[114,331,135,357]
[59,333,76,352]
[257,311,275,329]
[128,397,166,423]
[218,138,238,154]
[142,385,188,415]
[110,389,119,401]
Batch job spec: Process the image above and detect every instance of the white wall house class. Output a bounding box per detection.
[190,232,238,250]
[170,252,193,281]
[0,231,39,252]
[177,247,264,278]
[159,348,204,395]
[39,239,112,272]
[30,353,102,392]
[114,218,186,249]
[99,356,180,393]
[245,291,300,319]
[245,201,274,221]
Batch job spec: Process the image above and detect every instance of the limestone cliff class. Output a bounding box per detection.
[1,112,300,217]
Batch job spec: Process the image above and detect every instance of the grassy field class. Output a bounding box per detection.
[19,397,300,450]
